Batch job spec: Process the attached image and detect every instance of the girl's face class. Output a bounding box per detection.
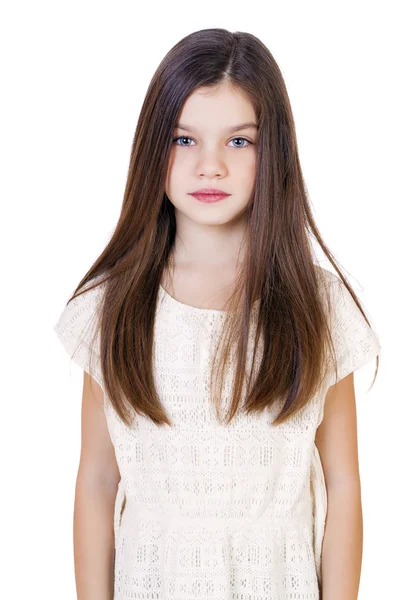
[165,81,258,227]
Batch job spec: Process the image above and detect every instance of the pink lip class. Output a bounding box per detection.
[189,188,231,203]
[190,192,230,203]
[191,188,230,195]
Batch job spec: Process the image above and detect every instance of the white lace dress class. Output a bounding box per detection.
[53,267,381,599]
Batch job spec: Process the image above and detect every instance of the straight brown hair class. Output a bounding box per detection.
[66,28,379,428]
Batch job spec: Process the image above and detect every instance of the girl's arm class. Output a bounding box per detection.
[315,373,363,600]
[73,372,121,600]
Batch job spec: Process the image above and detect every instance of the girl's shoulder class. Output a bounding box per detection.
[53,275,106,387]
[315,265,381,385]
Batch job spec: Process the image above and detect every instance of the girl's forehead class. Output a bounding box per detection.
[175,90,258,133]
[174,121,258,133]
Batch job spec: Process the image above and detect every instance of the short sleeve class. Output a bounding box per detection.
[327,275,381,386]
[53,280,105,388]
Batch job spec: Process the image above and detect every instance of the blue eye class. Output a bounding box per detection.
[229,137,252,148]
[172,136,252,148]
[172,136,195,147]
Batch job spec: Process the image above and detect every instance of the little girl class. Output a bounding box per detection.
[54,28,381,600]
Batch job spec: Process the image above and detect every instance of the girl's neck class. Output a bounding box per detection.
[161,255,241,311]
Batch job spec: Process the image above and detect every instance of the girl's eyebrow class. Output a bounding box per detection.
[175,122,259,133]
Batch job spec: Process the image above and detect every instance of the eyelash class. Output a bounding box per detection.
[172,136,253,148]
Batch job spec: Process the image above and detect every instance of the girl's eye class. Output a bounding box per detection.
[172,136,195,147]
[172,136,252,148]
[229,137,252,148]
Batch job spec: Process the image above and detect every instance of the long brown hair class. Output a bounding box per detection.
[66,28,379,428]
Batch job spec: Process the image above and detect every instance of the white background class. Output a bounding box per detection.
[1,1,398,598]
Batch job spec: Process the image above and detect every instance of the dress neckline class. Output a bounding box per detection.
[159,283,261,315]
[159,283,227,315]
